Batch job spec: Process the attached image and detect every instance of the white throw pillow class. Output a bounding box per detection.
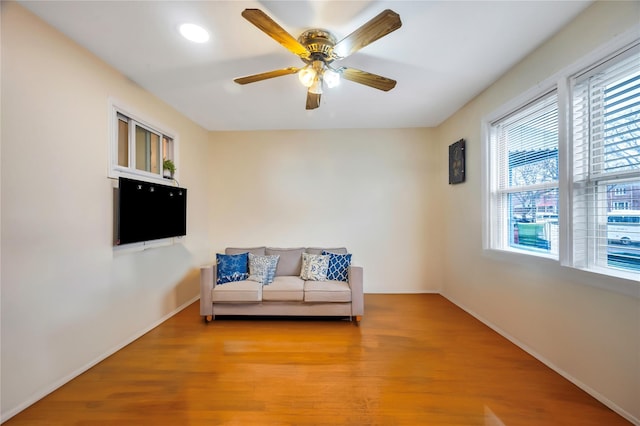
[300,253,329,281]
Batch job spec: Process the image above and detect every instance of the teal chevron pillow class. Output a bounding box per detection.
[248,253,279,285]
[323,251,352,282]
[216,252,249,285]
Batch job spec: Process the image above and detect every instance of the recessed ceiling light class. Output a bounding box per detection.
[179,23,209,43]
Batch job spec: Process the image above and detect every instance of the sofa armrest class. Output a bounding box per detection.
[348,265,364,317]
[199,264,217,316]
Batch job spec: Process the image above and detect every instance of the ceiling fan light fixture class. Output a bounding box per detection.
[323,68,340,88]
[309,75,323,95]
[298,66,316,87]
[179,23,210,43]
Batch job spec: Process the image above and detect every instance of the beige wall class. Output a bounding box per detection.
[436,1,640,422]
[208,128,443,293]
[1,2,212,420]
[2,0,639,424]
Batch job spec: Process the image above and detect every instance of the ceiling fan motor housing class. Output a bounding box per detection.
[297,29,337,64]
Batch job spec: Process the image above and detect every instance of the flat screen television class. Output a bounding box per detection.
[116,177,187,245]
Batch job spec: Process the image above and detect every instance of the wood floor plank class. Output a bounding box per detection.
[3,294,631,425]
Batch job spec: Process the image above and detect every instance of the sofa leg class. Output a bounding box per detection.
[354,315,362,326]
[204,315,213,324]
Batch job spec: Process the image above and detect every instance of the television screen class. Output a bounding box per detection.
[116,177,187,245]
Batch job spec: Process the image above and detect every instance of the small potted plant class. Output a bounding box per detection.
[163,158,176,179]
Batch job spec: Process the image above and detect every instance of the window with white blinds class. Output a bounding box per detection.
[489,92,559,256]
[571,44,640,275]
[485,38,640,281]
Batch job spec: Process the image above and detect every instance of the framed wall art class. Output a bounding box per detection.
[448,139,466,184]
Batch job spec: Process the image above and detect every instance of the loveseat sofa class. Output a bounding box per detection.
[200,247,363,324]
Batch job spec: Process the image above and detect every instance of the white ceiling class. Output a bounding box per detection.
[19,1,593,131]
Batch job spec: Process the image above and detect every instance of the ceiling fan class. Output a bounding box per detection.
[234,8,402,110]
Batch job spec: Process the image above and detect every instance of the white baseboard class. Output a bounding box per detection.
[1,295,199,423]
[442,293,639,426]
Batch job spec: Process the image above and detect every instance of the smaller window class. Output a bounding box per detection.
[110,106,176,181]
[488,92,559,257]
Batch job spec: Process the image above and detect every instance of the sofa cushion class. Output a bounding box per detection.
[266,247,305,276]
[304,280,352,302]
[262,276,304,301]
[216,252,249,285]
[306,247,348,255]
[300,253,330,281]
[248,253,279,285]
[212,280,262,302]
[226,247,266,256]
[322,251,352,282]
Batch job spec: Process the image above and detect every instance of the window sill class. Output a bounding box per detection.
[109,167,178,186]
[483,246,558,268]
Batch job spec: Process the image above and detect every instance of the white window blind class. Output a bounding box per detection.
[490,92,559,255]
[571,43,640,275]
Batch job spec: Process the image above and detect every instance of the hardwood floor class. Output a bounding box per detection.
[4,294,630,425]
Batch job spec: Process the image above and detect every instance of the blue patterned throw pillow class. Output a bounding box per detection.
[248,253,280,285]
[323,251,352,282]
[300,253,330,281]
[216,252,249,285]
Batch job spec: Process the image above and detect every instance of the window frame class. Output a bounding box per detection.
[108,99,178,183]
[482,28,640,289]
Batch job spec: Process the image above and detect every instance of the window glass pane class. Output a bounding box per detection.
[117,118,128,167]
[135,126,146,171]
[575,50,640,178]
[602,62,640,174]
[510,149,559,187]
[135,125,160,174]
[509,189,559,254]
[149,132,160,174]
[162,136,173,161]
[606,181,640,272]
[497,94,558,190]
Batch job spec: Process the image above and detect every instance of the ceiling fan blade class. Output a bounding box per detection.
[234,67,300,85]
[332,9,402,60]
[241,9,310,59]
[340,68,397,91]
[306,91,321,110]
